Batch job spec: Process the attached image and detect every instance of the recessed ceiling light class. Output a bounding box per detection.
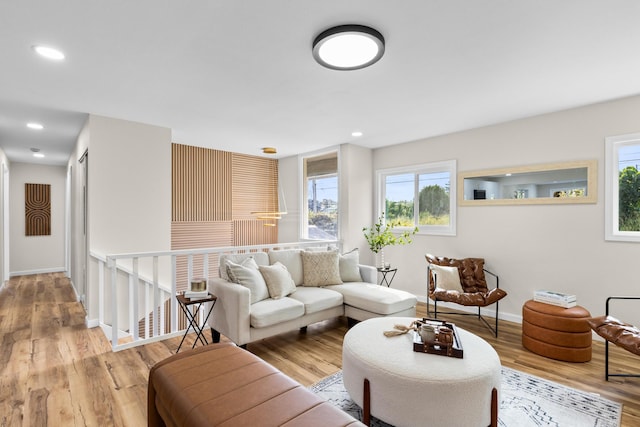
[262,147,277,154]
[33,153,45,158]
[352,131,363,137]
[32,45,65,61]
[313,25,385,70]
[27,122,44,130]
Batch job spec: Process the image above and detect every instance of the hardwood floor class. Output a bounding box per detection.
[1,273,639,426]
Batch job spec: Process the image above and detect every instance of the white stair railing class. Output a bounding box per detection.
[90,241,339,351]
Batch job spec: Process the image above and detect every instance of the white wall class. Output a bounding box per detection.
[339,143,373,260]
[372,95,640,325]
[68,114,172,324]
[0,147,9,286]
[277,155,300,242]
[9,162,67,275]
[88,115,171,254]
[68,119,90,305]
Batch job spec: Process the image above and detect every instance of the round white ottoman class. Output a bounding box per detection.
[342,317,501,427]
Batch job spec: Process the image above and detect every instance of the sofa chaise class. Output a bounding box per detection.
[208,248,417,346]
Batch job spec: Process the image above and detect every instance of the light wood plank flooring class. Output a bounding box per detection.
[1,273,639,426]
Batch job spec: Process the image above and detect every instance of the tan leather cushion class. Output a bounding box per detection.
[431,287,507,307]
[523,300,591,333]
[588,315,640,356]
[148,343,365,427]
[522,334,592,362]
[426,254,488,293]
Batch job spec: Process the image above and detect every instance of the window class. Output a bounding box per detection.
[301,151,338,240]
[378,160,456,235]
[605,132,640,242]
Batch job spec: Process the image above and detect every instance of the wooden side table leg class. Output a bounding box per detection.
[490,387,498,427]
[363,378,371,426]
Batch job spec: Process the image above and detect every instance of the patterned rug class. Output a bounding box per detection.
[309,367,622,427]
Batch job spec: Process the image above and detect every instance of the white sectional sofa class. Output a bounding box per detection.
[208,248,417,346]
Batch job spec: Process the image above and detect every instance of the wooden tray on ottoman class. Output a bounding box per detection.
[413,319,464,358]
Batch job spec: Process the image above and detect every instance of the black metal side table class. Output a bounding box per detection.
[176,292,217,353]
[377,267,397,287]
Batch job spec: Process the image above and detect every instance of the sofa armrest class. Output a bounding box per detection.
[208,278,252,345]
[358,264,377,284]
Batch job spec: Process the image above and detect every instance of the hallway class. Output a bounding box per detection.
[0,273,179,426]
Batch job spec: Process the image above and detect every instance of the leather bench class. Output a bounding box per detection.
[148,342,365,427]
[522,300,592,362]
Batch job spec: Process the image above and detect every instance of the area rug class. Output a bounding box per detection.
[309,367,622,427]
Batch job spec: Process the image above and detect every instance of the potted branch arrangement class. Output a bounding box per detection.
[362,213,418,269]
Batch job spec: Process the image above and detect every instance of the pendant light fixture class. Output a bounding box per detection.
[252,148,287,226]
[312,25,385,70]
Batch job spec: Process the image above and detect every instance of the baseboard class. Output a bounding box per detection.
[10,267,67,277]
[86,318,100,328]
[416,295,523,324]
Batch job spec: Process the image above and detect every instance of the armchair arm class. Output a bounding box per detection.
[208,278,252,345]
[483,268,499,289]
[358,264,377,284]
[606,296,640,316]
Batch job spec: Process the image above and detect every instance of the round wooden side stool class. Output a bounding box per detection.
[522,299,592,362]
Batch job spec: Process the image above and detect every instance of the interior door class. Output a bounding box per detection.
[78,151,88,306]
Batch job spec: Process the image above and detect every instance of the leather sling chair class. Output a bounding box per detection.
[425,254,507,337]
[587,296,640,381]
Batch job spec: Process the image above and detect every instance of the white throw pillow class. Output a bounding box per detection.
[226,258,270,303]
[301,250,343,287]
[430,264,463,292]
[259,262,297,299]
[339,249,362,282]
[268,249,304,285]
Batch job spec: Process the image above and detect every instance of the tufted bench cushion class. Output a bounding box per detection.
[148,342,365,427]
[522,300,592,362]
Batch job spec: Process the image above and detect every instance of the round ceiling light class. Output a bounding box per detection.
[27,122,44,130]
[32,45,65,61]
[312,25,385,70]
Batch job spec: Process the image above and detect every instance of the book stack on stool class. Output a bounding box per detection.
[522,291,592,362]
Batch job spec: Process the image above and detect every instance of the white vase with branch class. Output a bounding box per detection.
[362,213,418,269]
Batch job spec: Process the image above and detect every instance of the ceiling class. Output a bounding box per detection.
[1,1,640,166]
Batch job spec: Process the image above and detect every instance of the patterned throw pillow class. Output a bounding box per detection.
[258,262,297,299]
[226,257,270,303]
[429,264,463,292]
[301,250,343,287]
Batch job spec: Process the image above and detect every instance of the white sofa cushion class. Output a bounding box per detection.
[326,283,417,315]
[226,258,270,304]
[301,250,343,286]
[339,249,362,282]
[219,252,269,281]
[288,286,344,314]
[250,297,305,328]
[259,262,297,299]
[268,249,304,285]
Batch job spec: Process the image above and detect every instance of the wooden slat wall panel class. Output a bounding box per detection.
[172,143,232,222]
[233,220,278,246]
[171,221,234,289]
[25,183,51,236]
[232,153,278,221]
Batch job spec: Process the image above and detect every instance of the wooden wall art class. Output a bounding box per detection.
[25,183,51,236]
